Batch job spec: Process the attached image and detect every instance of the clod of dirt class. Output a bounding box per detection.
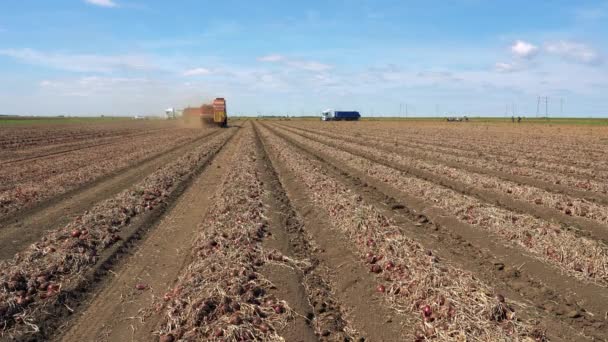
[493,262,505,271]
[566,310,582,319]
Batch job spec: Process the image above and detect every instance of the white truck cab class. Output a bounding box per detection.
[321,109,333,121]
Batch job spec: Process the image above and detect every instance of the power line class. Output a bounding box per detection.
[537,96,549,118]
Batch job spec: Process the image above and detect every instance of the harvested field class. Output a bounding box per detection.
[1,119,607,341]
[0,121,214,221]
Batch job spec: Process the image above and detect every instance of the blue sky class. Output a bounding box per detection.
[0,0,607,117]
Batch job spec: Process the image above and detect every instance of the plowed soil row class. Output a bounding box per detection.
[266,123,608,287]
[0,129,224,260]
[290,121,608,171]
[283,122,608,177]
[4,120,606,341]
[278,123,608,205]
[275,124,608,245]
[0,121,167,151]
[255,124,409,341]
[0,128,213,220]
[57,127,244,342]
[259,124,545,340]
[56,122,413,342]
[261,122,608,341]
[0,127,237,341]
[0,127,170,165]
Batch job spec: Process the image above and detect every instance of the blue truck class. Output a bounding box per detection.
[321,110,361,121]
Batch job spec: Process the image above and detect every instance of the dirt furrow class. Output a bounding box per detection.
[0,128,209,218]
[0,128,237,341]
[281,122,608,178]
[275,124,608,244]
[255,129,330,341]
[269,123,608,288]
[263,122,608,341]
[286,121,608,169]
[0,129,223,260]
[0,128,170,165]
[256,123,412,341]
[57,127,243,342]
[279,123,608,204]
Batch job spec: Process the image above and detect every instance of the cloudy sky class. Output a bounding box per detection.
[0,0,607,117]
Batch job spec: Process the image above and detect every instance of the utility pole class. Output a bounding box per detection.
[545,96,549,117]
[406,104,408,118]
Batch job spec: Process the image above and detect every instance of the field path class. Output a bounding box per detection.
[57,127,242,342]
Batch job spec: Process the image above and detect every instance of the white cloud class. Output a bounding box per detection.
[287,60,331,72]
[545,41,602,65]
[85,0,118,7]
[257,54,285,62]
[495,62,523,73]
[39,80,57,87]
[39,76,152,97]
[511,40,539,59]
[183,67,211,76]
[257,54,331,72]
[0,48,153,72]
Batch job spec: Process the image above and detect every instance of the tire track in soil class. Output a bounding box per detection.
[0,129,222,260]
[55,127,242,342]
[279,123,608,206]
[255,128,319,342]
[256,123,412,341]
[276,124,608,245]
[263,123,608,341]
[255,126,348,342]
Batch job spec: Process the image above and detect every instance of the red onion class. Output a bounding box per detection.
[422,305,432,317]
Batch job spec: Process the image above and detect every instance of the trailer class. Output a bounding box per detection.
[321,110,361,121]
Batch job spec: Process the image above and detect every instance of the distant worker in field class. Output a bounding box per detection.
[511,116,515,123]
[517,116,522,123]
